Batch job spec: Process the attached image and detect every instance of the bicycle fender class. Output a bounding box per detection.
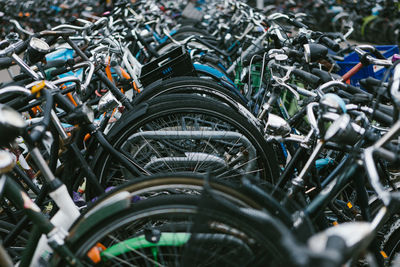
[67,192,131,244]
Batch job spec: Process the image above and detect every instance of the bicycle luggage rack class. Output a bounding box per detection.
[139,46,197,87]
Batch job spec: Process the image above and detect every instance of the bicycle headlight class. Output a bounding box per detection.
[98,91,119,113]
[324,114,359,145]
[27,37,50,64]
[303,43,328,63]
[0,150,15,174]
[0,104,26,146]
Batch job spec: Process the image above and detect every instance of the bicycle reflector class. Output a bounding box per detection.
[26,37,50,64]
[0,104,26,147]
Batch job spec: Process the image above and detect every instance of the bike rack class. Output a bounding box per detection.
[121,130,257,174]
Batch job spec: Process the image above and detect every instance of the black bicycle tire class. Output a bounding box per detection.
[77,173,313,235]
[93,94,279,186]
[53,195,294,266]
[133,76,246,107]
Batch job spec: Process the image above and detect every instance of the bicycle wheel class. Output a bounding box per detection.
[93,94,279,188]
[53,195,294,266]
[368,182,400,266]
[0,220,29,262]
[132,77,246,108]
[79,173,314,236]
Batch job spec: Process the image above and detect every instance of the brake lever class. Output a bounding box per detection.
[270,65,300,100]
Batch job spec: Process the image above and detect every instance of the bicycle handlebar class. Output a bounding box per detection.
[354,45,392,66]
[0,39,28,57]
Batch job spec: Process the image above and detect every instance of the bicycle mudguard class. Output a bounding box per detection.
[66,192,131,244]
[193,63,248,103]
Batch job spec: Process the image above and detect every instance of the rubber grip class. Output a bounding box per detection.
[311,68,334,83]
[372,109,392,125]
[290,19,308,29]
[292,68,321,85]
[320,36,340,52]
[375,147,397,163]
[14,40,29,54]
[377,104,393,116]
[345,84,372,98]
[364,77,382,86]
[50,66,68,77]
[45,35,58,46]
[44,59,67,70]
[336,89,352,99]
[0,57,13,69]
[286,48,303,59]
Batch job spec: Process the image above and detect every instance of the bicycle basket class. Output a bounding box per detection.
[139,46,197,87]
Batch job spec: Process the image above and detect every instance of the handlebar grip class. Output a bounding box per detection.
[0,57,13,69]
[345,84,373,98]
[16,40,29,55]
[363,77,382,87]
[351,93,371,103]
[320,36,340,52]
[311,68,335,83]
[45,35,59,46]
[292,68,321,85]
[336,89,353,99]
[44,59,67,70]
[289,18,308,29]
[0,40,10,50]
[29,89,53,144]
[50,66,68,77]
[372,109,392,125]
[285,48,304,59]
[377,103,393,116]
[29,126,46,144]
[6,39,29,55]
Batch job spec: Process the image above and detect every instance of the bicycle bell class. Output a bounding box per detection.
[0,104,26,147]
[26,37,50,64]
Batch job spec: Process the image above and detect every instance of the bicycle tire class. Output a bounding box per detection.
[132,76,246,108]
[53,195,294,266]
[0,220,30,262]
[92,94,279,187]
[78,173,314,235]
